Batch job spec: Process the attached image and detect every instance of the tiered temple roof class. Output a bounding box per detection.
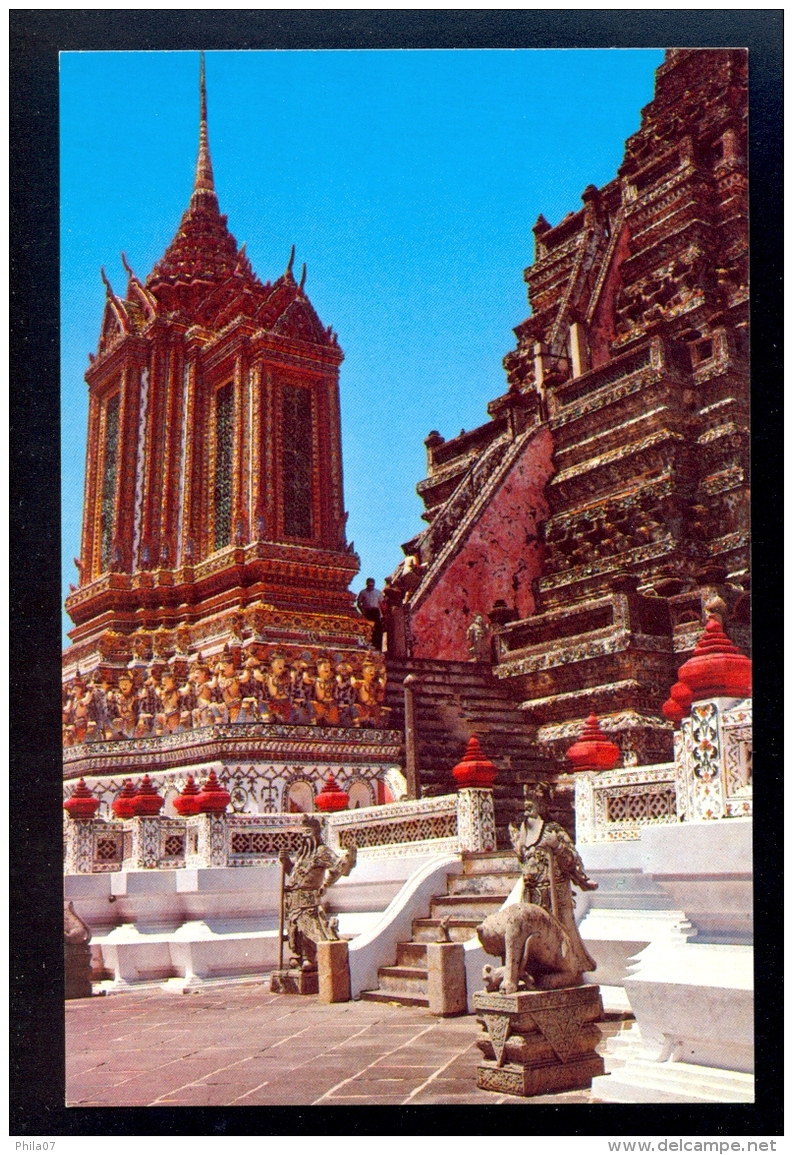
[65,54,359,675]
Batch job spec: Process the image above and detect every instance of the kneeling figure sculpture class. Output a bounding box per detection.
[478,902,584,994]
[473,794,605,1097]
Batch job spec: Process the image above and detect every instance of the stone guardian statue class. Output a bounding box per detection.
[508,797,598,975]
[277,816,356,975]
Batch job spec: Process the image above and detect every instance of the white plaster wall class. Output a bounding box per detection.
[639,818,753,943]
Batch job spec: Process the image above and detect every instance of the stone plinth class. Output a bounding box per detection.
[624,940,754,1072]
[474,985,604,1097]
[64,901,93,999]
[318,940,351,1003]
[427,941,466,1017]
[270,968,319,996]
[65,943,93,999]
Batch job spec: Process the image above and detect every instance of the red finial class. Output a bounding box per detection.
[112,779,139,820]
[451,735,498,789]
[662,681,695,726]
[676,617,752,701]
[566,715,621,773]
[315,774,350,812]
[196,769,231,814]
[662,619,752,726]
[64,779,100,821]
[173,774,202,817]
[132,775,164,817]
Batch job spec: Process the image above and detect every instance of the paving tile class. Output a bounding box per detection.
[64,987,624,1107]
[527,1091,594,1104]
[408,1092,509,1105]
[152,1086,239,1106]
[65,1051,113,1069]
[91,1052,198,1073]
[367,1063,438,1076]
[317,1093,412,1105]
[245,1086,339,1106]
[333,1076,423,1090]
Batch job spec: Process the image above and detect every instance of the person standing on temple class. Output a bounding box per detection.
[357,577,385,650]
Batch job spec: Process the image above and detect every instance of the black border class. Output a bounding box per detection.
[10,8,782,1138]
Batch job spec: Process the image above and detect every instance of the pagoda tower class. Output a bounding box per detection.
[62,57,398,817]
[394,49,750,768]
[64,54,367,679]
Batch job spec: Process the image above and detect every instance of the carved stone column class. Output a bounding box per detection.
[456,788,497,853]
[402,674,421,800]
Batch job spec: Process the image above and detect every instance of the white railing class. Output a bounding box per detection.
[63,787,497,873]
[575,699,753,841]
[575,763,678,844]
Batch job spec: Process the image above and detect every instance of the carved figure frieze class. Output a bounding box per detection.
[62,644,389,746]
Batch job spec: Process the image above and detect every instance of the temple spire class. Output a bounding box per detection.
[191,51,217,208]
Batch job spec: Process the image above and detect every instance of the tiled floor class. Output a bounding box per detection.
[66,984,623,1106]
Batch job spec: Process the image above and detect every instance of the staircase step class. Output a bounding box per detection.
[412,917,481,944]
[395,941,427,967]
[447,872,518,896]
[462,851,518,874]
[377,966,428,997]
[359,989,429,1008]
[430,894,507,920]
[358,834,524,1005]
[619,1059,755,1099]
[593,1061,755,1104]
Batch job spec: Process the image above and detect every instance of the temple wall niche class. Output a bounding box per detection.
[410,425,554,661]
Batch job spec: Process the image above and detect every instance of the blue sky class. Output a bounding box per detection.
[60,48,664,643]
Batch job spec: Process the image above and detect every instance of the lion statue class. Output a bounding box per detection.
[477,902,586,994]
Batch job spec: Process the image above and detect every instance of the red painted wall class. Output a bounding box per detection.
[409,423,554,660]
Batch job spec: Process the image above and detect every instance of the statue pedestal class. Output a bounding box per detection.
[318,940,351,1004]
[427,941,467,1016]
[269,968,319,996]
[65,943,93,999]
[474,986,604,1097]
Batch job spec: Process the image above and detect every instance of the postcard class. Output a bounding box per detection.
[10,10,781,1142]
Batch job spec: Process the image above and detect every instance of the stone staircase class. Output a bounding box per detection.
[359,850,519,1007]
[592,1024,755,1102]
[384,657,562,843]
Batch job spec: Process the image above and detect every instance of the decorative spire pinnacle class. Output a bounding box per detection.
[566,715,621,773]
[191,51,217,208]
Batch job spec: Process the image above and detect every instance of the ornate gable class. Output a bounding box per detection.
[271,295,329,345]
[97,296,128,355]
